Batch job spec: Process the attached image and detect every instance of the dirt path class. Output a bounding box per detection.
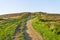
[25,20,44,40]
[13,24,20,40]
[13,19,43,40]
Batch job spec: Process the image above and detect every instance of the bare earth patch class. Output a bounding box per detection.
[26,20,44,40]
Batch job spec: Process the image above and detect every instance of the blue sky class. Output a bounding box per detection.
[0,0,60,14]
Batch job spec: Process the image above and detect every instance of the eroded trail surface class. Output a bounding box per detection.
[13,24,20,40]
[25,20,44,40]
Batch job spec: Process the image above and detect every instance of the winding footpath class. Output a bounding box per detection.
[25,20,44,40]
[13,19,44,40]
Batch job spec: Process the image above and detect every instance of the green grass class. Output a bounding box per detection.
[32,17,60,40]
[0,19,21,40]
[0,18,27,40]
[0,13,31,40]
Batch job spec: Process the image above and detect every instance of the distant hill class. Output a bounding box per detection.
[0,12,60,20]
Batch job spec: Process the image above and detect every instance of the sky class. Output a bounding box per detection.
[0,0,60,15]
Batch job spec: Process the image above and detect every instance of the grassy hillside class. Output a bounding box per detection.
[0,13,31,40]
[0,12,60,40]
[32,12,60,40]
